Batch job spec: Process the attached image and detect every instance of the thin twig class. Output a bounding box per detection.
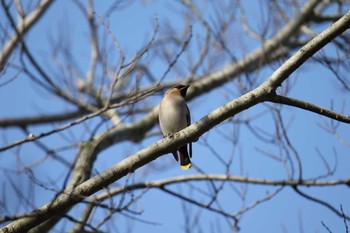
[341,205,349,233]
[293,187,350,221]
[158,25,192,83]
[321,221,333,233]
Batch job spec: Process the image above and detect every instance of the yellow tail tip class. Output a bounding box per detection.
[181,163,192,170]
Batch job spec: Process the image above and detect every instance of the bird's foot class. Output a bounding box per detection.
[164,133,174,138]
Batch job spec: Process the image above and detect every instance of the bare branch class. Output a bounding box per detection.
[85,0,99,85]
[89,175,350,200]
[294,186,350,221]
[0,0,54,71]
[269,94,350,124]
[341,205,349,233]
[0,110,86,128]
[181,0,211,75]
[0,85,159,152]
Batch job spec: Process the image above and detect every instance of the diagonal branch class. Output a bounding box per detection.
[269,94,350,124]
[0,0,54,71]
[293,186,350,221]
[160,186,239,226]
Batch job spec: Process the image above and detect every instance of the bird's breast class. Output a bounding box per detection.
[159,96,188,135]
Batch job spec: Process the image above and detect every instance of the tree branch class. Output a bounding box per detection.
[0,0,54,71]
[87,174,350,201]
[294,186,350,221]
[0,110,86,128]
[269,94,350,124]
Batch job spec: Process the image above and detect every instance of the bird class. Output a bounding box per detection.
[159,84,192,170]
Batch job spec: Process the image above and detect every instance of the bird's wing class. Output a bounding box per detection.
[186,104,192,158]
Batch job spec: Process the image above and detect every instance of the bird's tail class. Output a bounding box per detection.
[171,152,179,161]
[179,145,192,170]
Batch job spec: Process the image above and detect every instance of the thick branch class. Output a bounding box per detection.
[0,110,85,128]
[263,9,350,90]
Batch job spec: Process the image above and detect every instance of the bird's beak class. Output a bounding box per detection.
[182,85,190,91]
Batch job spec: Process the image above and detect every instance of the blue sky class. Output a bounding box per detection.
[1,1,350,232]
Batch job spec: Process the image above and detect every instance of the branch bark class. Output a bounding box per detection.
[0,110,85,128]
[269,94,350,123]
